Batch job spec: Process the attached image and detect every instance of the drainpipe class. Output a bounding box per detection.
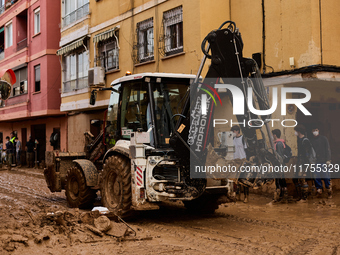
[27,3,31,116]
[319,0,323,65]
[65,116,68,152]
[131,0,135,74]
[262,0,266,73]
[94,42,96,67]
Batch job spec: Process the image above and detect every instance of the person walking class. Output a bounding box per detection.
[310,125,332,198]
[15,137,21,168]
[231,125,249,203]
[272,129,288,202]
[294,124,316,202]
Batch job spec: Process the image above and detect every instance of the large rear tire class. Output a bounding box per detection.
[65,166,97,209]
[100,155,132,218]
[183,193,221,214]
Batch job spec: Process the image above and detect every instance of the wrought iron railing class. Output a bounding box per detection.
[62,2,89,27]
[0,5,5,15]
[95,50,119,72]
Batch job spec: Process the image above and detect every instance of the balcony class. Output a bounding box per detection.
[62,2,89,28]
[0,5,5,15]
[17,38,27,51]
[4,0,18,11]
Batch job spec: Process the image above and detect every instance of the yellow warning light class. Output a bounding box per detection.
[125,71,132,76]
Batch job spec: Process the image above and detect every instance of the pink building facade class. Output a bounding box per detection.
[0,0,67,163]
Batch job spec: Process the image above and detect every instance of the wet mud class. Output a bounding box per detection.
[0,167,339,254]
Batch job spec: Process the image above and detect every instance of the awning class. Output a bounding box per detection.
[93,26,118,43]
[57,36,86,56]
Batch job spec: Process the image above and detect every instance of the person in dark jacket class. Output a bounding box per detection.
[294,124,316,202]
[310,124,332,198]
[272,129,288,202]
[5,136,14,170]
[26,136,35,168]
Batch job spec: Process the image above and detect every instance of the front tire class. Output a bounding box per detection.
[100,155,132,218]
[65,166,97,209]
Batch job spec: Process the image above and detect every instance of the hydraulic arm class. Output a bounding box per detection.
[170,21,279,186]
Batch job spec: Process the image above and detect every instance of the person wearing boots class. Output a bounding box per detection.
[272,129,288,202]
[294,124,316,203]
[310,124,332,198]
[231,125,249,203]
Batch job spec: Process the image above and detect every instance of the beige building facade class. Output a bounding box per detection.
[57,0,340,165]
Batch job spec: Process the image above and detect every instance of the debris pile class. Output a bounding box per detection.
[0,207,151,253]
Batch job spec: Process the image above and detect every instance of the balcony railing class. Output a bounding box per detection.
[4,0,18,11]
[0,5,5,15]
[63,77,88,93]
[17,38,27,51]
[62,3,89,28]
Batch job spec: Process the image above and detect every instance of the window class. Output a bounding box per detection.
[151,82,188,146]
[63,0,90,27]
[63,50,89,92]
[0,26,4,60]
[34,8,40,34]
[12,67,28,97]
[5,22,13,48]
[35,65,40,92]
[135,18,154,63]
[98,39,119,72]
[106,84,121,148]
[163,6,183,56]
[120,82,149,135]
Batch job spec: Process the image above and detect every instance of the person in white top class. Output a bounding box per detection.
[231,125,249,203]
[15,137,21,167]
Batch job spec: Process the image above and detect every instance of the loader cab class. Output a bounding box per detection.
[107,73,195,149]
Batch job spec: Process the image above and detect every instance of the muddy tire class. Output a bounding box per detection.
[183,194,220,214]
[100,155,132,218]
[65,166,97,209]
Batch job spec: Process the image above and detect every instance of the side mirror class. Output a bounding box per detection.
[90,119,101,127]
[90,90,97,105]
[0,80,12,101]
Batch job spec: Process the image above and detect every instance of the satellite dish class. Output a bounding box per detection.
[0,80,12,101]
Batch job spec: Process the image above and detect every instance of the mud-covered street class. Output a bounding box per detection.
[0,167,340,255]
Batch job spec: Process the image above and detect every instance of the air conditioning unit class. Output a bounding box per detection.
[20,80,27,94]
[88,67,105,87]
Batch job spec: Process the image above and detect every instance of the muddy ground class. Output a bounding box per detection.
[0,166,339,255]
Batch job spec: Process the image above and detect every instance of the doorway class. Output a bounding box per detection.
[31,124,46,162]
[21,128,27,165]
